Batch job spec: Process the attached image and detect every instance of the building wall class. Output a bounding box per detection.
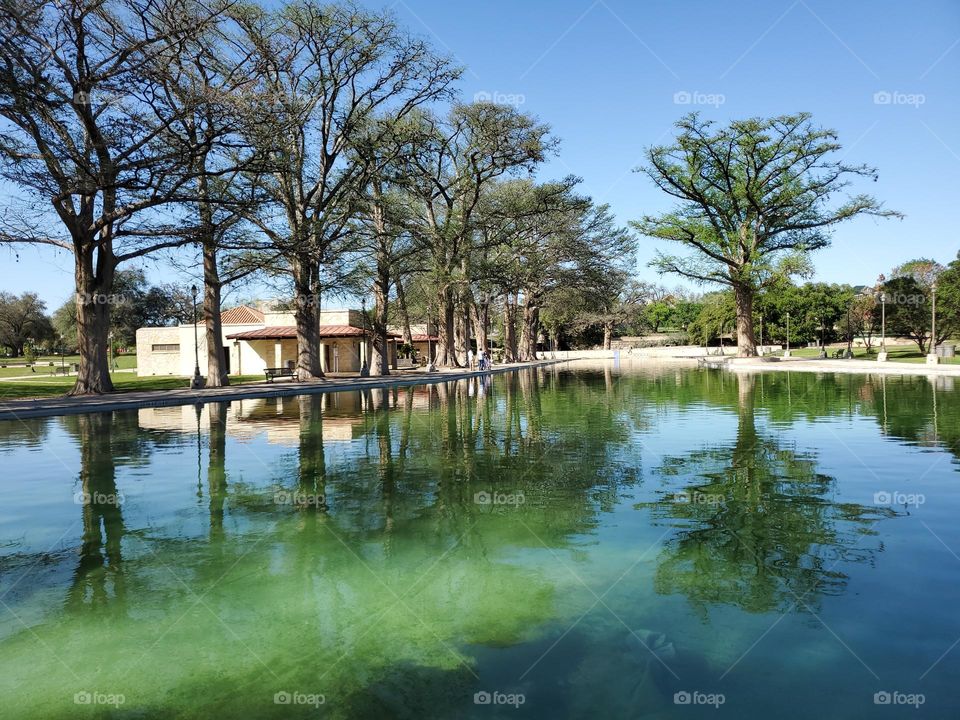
[135,327,183,376]
[137,323,263,376]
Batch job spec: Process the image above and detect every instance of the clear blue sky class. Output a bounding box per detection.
[4,0,959,308]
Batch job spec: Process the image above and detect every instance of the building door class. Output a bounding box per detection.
[222,346,231,375]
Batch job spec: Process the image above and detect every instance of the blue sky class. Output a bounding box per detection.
[4,0,959,308]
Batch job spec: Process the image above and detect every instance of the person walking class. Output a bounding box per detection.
[467,348,475,371]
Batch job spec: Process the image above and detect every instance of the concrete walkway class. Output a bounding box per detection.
[699,355,960,377]
[0,361,568,421]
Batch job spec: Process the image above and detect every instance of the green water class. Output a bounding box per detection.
[1,364,958,718]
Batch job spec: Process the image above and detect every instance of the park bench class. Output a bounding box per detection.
[264,367,297,383]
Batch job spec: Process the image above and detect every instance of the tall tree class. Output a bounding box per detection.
[633,113,899,357]
[0,0,225,393]
[0,292,52,356]
[234,1,459,380]
[403,103,554,367]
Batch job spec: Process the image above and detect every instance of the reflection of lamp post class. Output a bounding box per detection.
[928,280,939,364]
[190,284,203,389]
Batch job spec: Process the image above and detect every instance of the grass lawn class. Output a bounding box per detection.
[0,374,265,401]
[0,354,137,378]
[781,344,960,364]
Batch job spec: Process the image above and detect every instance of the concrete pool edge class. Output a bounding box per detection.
[0,360,570,421]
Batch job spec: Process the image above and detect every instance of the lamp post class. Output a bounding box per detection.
[359,298,370,377]
[877,274,888,362]
[818,316,826,358]
[785,312,791,357]
[845,302,853,359]
[190,284,203,389]
[928,280,939,364]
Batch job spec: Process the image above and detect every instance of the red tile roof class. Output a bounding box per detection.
[411,333,439,342]
[227,325,400,340]
[220,305,265,325]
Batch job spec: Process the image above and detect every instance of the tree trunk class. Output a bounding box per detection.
[293,255,323,379]
[733,282,757,357]
[434,285,458,367]
[454,298,468,365]
[519,299,539,361]
[371,266,391,376]
[71,245,115,395]
[395,274,414,347]
[203,240,228,387]
[502,296,518,362]
[603,322,613,350]
[472,299,489,356]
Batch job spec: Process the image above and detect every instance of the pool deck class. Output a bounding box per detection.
[0,360,568,421]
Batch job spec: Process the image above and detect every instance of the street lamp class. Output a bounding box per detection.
[190,284,203,389]
[784,312,791,357]
[877,274,888,362]
[845,302,853,359]
[359,298,370,377]
[818,316,826,358]
[928,280,939,364]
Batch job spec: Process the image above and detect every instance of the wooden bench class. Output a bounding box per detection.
[264,367,297,382]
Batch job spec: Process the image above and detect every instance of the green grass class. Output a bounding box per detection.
[0,373,265,401]
[0,354,137,377]
[781,344,960,364]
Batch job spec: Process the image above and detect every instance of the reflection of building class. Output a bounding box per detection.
[136,306,399,377]
[136,393,367,444]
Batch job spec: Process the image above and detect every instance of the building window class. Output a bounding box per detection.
[151,344,180,352]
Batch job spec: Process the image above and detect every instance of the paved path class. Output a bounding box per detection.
[700,356,960,377]
[0,361,568,421]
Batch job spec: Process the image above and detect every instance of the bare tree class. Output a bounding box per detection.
[0,0,227,393]
[233,1,459,380]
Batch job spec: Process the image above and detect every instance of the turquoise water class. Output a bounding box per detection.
[0,364,958,718]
